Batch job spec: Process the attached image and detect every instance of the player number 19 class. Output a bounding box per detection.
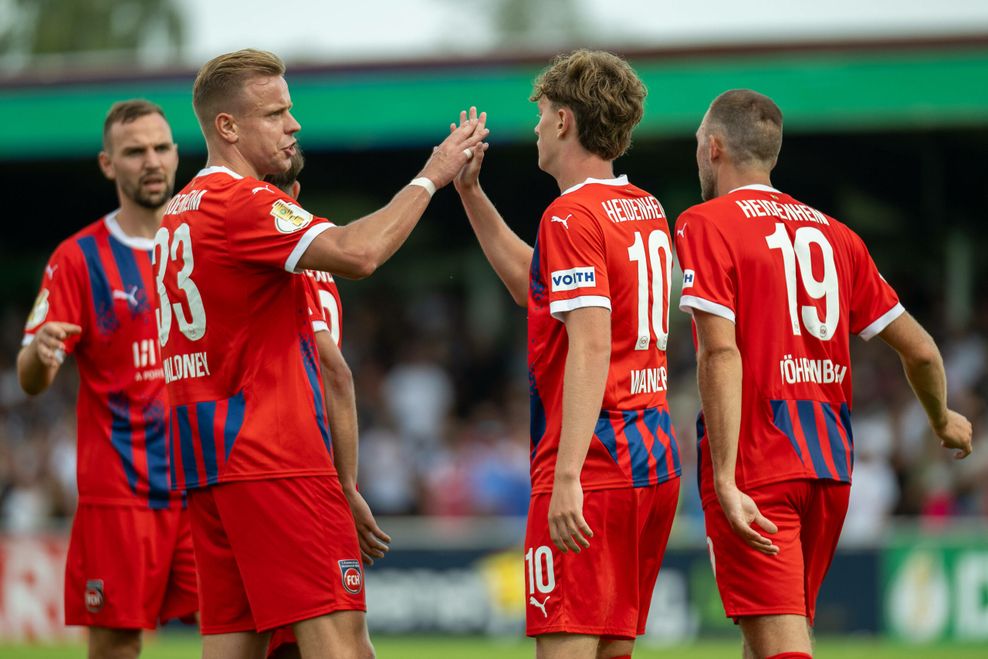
[765,224,839,340]
[153,223,207,346]
[627,230,672,352]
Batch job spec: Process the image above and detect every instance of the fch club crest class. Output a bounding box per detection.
[338,560,363,594]
[85,579,105,613]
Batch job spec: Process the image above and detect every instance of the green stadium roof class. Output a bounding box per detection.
[2,39,987,160]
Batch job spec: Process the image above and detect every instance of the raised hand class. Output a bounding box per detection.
[418,106,489,189]
[452,107,490,193]
[717,485,779,555]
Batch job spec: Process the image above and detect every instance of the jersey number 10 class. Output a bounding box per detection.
[153,224,207,346]
[627,230,672,352]
[765,224,839,341]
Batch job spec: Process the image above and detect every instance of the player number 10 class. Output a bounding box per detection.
[153,223,207,346]
[627,230,672,352]
[765,224,839,341]
[525,545,555,595]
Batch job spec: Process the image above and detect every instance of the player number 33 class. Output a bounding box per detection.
[153,224,207,346]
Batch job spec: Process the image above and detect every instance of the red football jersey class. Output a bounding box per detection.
[528,176,680,495]
[302,269,343,347]
[23,213,180,509]
[156,166,335,490]
[674,184,903,506]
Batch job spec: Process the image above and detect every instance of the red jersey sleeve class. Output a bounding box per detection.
[23,242,87,354]
[227,186,333,273]
[541,201,610,321]
[847,229,904,340]
[674,209,737,322]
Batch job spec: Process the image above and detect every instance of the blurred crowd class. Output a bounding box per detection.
[1,286,987,545]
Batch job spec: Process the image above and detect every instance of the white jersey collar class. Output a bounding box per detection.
[561,174,629,196]
[729,183,780,194]
[104,210,155,251]
[196,165,245,180]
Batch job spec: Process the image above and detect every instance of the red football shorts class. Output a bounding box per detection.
[524,478,680,638]
[64,503,197,629]
[704,479,850,624]
[188,475,365,634]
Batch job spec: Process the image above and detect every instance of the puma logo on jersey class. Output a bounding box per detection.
[112,286,139,307]
[529,595,550,617]
[45,264,58,280]
[551,214,572,229]
[251,185,273,195]
[676,224,687,238]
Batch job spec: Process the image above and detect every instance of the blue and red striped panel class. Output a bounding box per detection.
[594,407,680,487]
[770,399,854,482]
[169,391,246,489]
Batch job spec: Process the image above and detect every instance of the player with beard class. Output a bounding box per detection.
[18,99,197,659]
[158,49,485,659]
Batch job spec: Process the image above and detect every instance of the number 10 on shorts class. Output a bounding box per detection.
[525,545,556,594]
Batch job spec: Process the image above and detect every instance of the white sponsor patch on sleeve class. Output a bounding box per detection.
[682,269,696,288]
[25,289,50,330]
[550,266,596,292]
[271,199,314,234]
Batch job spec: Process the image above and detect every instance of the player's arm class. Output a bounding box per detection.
[17,322,81,395]
[548,306,610,553]
[452,128,531,306]
[878,312,972,458]
[693,310,779,555]
[313,331,392,563]
[298,109,489,279]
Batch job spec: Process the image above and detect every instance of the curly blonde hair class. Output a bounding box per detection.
[530,50,646,160]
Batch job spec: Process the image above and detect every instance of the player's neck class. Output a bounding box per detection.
[115,201,163,240]
[716,166,773,197]
[553,152,614,193]
[205,143,261,180]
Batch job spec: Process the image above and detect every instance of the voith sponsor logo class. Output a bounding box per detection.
[550,267,596,292]
[338,560,363,594]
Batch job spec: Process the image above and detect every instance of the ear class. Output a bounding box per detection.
[707,133,725,163]
[214,112,239,144]
[97,150,114,181]
[557,105,573,139]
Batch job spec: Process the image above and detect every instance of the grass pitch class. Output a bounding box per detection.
[2,634,987,658]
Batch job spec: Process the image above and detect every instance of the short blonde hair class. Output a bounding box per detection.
[193,49,285,127]
[530,50,646,161]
